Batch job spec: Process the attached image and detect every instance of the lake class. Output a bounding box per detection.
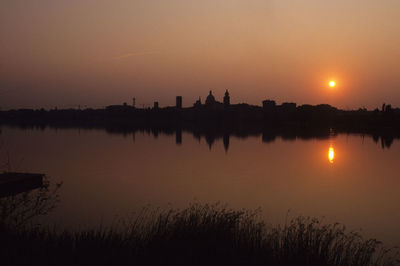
[1,126,399,247]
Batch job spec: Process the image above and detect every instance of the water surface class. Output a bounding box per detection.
[1,126,399,246]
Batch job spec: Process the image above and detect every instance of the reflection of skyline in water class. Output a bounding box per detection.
[2,124,399,152]
[124,128,397,153]
[133,130,398,153]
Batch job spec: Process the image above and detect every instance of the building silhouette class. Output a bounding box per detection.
[223,89,230,107]
[153,101,159,110]
[263,100,276,111]
[205,90,216,105]
[193,97,202,107]
[176,96,182,109]
[281,102,296,111]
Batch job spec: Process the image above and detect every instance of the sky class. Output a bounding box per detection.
[1,0,399,110]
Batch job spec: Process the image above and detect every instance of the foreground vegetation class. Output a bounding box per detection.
[0,203,398,266]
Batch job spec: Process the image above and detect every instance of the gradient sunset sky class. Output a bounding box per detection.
[1,0,399,109]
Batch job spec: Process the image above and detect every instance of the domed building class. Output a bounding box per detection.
[205,90,216,105]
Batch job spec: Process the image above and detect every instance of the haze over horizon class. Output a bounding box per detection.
[1,0,399,110]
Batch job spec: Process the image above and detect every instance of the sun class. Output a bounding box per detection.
[329,81,336,87]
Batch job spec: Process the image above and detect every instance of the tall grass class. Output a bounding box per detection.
[0,202,398,266]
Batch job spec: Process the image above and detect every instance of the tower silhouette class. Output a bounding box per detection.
[224,89,230,107]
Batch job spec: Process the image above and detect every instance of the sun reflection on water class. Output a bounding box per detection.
[328,146,335,164]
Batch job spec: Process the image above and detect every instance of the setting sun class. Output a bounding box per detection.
[329,81,336,88]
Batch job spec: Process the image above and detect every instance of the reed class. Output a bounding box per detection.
[0,203,398,266]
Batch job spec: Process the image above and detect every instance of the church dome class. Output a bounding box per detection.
[205,90,216,105]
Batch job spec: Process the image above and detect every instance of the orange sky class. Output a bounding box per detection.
[1,0,399,109]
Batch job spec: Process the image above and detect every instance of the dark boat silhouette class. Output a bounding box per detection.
[0,172,44,198]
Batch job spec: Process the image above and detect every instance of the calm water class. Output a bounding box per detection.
[1,126,400,246]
